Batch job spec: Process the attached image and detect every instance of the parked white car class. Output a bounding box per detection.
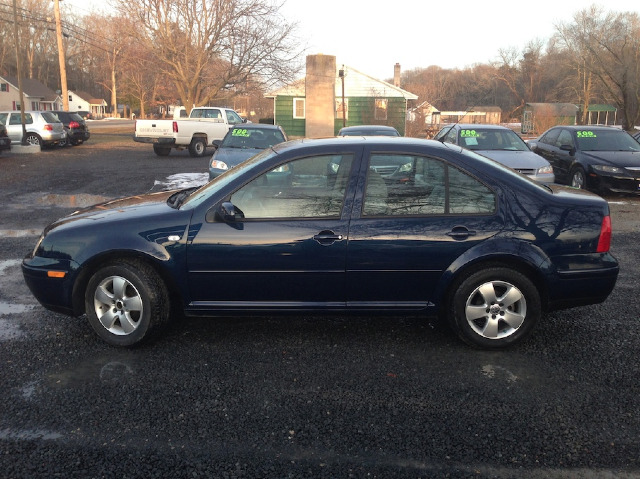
[134,106,246,157]
[0,111,66,147]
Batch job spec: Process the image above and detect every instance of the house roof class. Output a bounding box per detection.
[1,75,60,102]
[70,90,107,105]
[266,65,418,100]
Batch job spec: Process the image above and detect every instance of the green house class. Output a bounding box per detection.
[266,55,418,138]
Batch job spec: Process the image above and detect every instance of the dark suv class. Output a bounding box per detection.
[51,111,91,146]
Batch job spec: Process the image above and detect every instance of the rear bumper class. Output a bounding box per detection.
[133,136,176,146]
[547,260,619,311]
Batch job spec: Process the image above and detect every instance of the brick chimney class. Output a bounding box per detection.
[394,63,401,87]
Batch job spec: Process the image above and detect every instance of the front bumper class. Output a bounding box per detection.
[22,256,79,316]
[589,170,640,194]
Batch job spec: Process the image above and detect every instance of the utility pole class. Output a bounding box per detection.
[12,0,27,144]
[53,0,69,110]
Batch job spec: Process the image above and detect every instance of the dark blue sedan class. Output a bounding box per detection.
[22,138,619,349]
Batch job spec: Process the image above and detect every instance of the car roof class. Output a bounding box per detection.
[272,136,455,154]
[230,123,282,130]
[450,124,512,131]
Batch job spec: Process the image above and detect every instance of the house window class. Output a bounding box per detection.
[336,99,348,120]
[0,83,8,92]
[69,95,72,102]
[375,99,388,120]
[293,98,305,119]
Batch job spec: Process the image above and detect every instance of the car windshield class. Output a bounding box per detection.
[575,129,640,152]
[221,128,285,149]
[181,148,279,208]
[459,128,528,151]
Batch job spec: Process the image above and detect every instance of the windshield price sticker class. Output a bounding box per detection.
[460,129,479,138]
[232,129,250,137]
[577,131,597,138]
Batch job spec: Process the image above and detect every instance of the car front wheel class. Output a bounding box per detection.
[85,260,169,346]
[448,267,541,349]
[570,166,586,189]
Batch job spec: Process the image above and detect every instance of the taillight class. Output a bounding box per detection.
[44,124,53,131]
[173,121,178,133]
[596,215,612,253]
[69,121,80,128]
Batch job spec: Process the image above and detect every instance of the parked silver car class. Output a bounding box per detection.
[0,111,66,147]
[434,124,555,184]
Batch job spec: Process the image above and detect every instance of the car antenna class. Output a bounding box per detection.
[437,108,474,143]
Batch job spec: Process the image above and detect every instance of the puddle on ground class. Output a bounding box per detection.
[0,428,63,441]
[36,193,111,208]
[0,303,35,315]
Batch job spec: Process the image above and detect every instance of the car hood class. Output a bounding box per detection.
[45,190,181,234]
[476,150,549,168]
[213,147,263,168]
[581,150,640,168]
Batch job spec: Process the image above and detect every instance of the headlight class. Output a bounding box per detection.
[210,160,228,170]
[537,165,554,175]
[398,162,413,173]
[592,165,627,174]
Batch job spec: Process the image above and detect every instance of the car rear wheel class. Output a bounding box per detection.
[189,137,207,157]
[448,267,541,349]
[85,260,170,347]
[570,166,586,189]
[25,133,42,146]
[153,144,171,156]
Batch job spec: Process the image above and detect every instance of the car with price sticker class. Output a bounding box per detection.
[528,125,640,195]
[23,137,619,350]
[434,124,555,184]
[208,124,287,180]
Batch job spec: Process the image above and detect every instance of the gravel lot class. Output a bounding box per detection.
[1,122,639,478]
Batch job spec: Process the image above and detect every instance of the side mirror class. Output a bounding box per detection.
[559,144,575,155]
[212,139,222,148]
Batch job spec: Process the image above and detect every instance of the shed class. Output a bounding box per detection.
[584,104,617,126]
[522,103,578,134]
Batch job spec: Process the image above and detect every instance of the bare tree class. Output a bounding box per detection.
[115,0,301,110]
[556,6,640,130]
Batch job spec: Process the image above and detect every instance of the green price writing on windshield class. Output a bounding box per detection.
[577,131,597,138]
[460,129,479,138]
[232,129,250,137]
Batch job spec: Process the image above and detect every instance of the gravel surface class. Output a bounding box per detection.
[1,123,639,478]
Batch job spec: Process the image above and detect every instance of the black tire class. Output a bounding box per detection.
[153,144,171,156]
[570,166,587,190]
[25,133,42,146]
[188,137,207,157]
[448,266,541,349]
[84,260,170,347]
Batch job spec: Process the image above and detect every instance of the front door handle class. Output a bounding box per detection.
[446,226,476,240]
[313,230,344,245]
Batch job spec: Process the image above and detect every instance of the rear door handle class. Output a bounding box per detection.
[446,226,476,240]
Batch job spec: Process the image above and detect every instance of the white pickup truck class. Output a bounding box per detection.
[134,106,246,157]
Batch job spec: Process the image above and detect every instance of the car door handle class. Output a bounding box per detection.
[446,226,476,240]
[313,231,344,245]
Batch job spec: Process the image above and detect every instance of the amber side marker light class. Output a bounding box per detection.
[47,271,66,278]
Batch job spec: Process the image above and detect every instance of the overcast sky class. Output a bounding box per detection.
[67,0,639,82]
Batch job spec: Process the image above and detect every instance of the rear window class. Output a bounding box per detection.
[41,112,61,123]
[69,113,84,122]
